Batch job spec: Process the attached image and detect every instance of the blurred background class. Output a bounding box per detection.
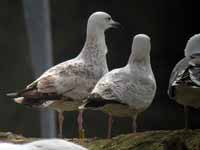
[0,0,200,138]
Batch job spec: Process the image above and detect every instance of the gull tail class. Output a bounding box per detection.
[79,93,125,110]
[14,97,25,104]
[6,92,25,104]
[79,93,105,110]
[6,87,32,97]
[7,88,62,108]
[6,92,19,97]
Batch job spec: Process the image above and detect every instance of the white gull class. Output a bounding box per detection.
[7,11,120,138]
[81,34,156,138]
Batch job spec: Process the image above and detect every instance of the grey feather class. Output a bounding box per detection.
[83,34,156,117]
[168,33,200,108]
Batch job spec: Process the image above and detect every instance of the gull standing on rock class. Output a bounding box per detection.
[6,11,120,138]
[80,34,156,138]
[0,139,88,150]
[168,34,200,129]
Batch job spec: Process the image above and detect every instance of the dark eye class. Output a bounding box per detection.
[106,17,111,21]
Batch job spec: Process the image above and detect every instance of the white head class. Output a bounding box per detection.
[131,34,151,61]
[184,34,200,57]
[87,11,120,33]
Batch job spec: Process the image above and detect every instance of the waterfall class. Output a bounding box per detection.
[22,0,56,137]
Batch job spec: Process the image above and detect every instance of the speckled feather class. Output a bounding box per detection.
[8,12,117,111]
[83,34,156,117]
[25,35,108,111]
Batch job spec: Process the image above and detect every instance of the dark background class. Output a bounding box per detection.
[0,0,200,138]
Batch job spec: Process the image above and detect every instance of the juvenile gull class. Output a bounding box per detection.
[7,11,120,138]
[168,33,200,128]
[80,34,156,138]
[0,139,87,150]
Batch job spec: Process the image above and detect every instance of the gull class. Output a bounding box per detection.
[0,139,87,150]
[168,34,200,129]
[80,34,156,138]
[7,11,120,138]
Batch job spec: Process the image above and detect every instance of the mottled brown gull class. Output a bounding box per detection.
[80,34,156,138]
[168,33,200,129]
[0,139,87,150]
[6,11,120,138]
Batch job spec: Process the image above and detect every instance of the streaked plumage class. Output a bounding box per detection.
[81,34,156,137]
[7,11,120,138]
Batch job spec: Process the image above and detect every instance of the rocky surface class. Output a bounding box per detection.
[1,130,200,150]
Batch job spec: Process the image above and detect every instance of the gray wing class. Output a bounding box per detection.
[111,72,156,108]
[188,55,200,86]
[80,69,127,110]
[92,67,156,109]
[168,55,200,99]
[168,57,190,99]
[91,68,126,103]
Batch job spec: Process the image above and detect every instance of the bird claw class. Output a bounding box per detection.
[79,128,85,140]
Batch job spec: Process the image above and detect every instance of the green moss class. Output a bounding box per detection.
[1,130,200,150]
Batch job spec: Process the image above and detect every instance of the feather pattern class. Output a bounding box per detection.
[168,34,200,109]
[6,12,121,112]
[168,55,200,100]
[81,34,156,117]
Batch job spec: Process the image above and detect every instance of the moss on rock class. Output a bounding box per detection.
[1,130,200,150]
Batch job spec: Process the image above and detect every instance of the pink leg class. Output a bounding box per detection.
[77,110,85,139]
[78,110,83,130]
[58,111,64,138]
[107,113,113,138]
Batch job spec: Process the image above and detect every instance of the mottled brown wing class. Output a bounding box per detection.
[37,75,57,93]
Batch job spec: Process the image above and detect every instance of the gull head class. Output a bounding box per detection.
[185,34,200,57]
[132,34,151,60]
[87,11,120,32]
